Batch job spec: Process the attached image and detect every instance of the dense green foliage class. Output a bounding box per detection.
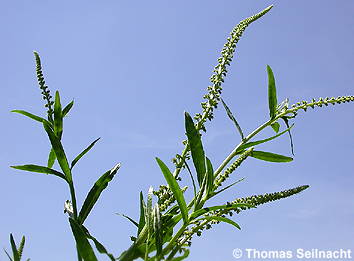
[6,5,353,261]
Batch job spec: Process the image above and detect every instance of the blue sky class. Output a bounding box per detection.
[1,1,353,260]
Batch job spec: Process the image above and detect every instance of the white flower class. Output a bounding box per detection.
[64,200,74,218]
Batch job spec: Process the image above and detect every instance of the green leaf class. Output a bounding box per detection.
[221,98,244,140]
[205,157,214,197]
[11,110,51,126]
[62,100,74,117]
[11,164,66,181]
[53,91,63,138]
[236,124,294,153]
[200,216,241,230]
[17,236,25,261]
[71,138,100,169]
[251,150,293,163]
[78,163,120,225]
[42,122,72,182]
[10,234,19,261]
[47,148,56,168]
[69,219,98,261]
[80,225,116,261]
[270,122,280,133]
[155,157,189,224]
[184,112,206,186]
[267,65,277,119]
[137,192,146,236]
[116,213,139,227]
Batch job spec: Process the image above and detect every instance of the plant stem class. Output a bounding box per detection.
[213,111,291,178]
[69,182,78,219]
[166,220,208,260]
[68,181,81,261]
[161,223,188,256]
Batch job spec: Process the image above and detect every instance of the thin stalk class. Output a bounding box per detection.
[68,181,81,261]
[69,182,78,219]
[166,220,208,260]
[173,146,188,178]
[162,223,188,256]
[213,111,289,178]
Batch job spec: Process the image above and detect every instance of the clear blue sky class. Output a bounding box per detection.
[1,1,353,260]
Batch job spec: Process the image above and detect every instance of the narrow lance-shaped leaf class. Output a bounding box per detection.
[11,164,67,181]
[11,110,52,126]
[10,234,20,261]
[267,65,277,119]
[62,100,74,118]
[69,218,98,261]
[137,191,146,236]
[71,138,100,169]
[47,148,56,168]
[53,91,63,138]
[78,163,121,225]
[236,124,294,154]
[80,225,116,261]
[205,157,214,197]
[251,150,293,163]
[155,157,189,224]
[221,98,244,140]
[184,112,206,186]
[43,121,72,181]
[116,213,139,227]
[198,216,241,230]
[17,236,25,261]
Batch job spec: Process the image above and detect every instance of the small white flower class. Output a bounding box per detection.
[64,200,74,218]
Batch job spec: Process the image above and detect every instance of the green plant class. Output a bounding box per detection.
[4,234,30,261]
[7,5,353,261]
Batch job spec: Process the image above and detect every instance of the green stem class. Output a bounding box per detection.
[69,182,78,219]
[213,112,288,178]
[68,180,81,261]
[162,224,188,256]
[166,220,208,260]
